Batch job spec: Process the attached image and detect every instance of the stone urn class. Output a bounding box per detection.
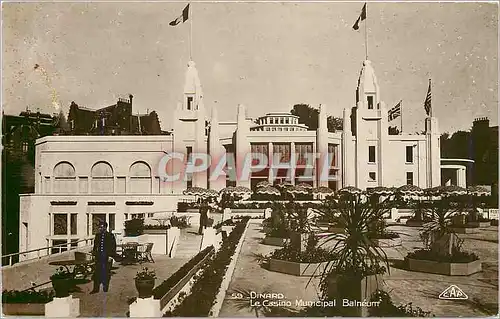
[135,278,155,299]
[51,277,72,298]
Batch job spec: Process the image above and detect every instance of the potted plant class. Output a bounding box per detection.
[314,192,389,316]
[124,218,144,237]
[50,267,73,298]
[135,267,157,299]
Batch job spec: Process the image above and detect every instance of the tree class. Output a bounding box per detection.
[290,104,343,132]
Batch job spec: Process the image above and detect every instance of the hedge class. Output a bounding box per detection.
[163,218,249,316]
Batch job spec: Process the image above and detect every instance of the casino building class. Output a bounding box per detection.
[19,59,446,254]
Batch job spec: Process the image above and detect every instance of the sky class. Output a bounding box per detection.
[2,1,498,134]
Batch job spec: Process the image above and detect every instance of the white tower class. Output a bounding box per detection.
[209,106,226,191]
[172,61,208,192]
[235,104,251,188]
[316,104,329,188]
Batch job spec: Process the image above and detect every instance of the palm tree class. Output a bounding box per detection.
[312,193,390,314]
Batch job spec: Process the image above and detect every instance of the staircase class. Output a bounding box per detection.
[175,227,203,258]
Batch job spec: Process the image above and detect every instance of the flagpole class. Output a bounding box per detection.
[189,2,193,61]
[400,100,403,134]
[364,3,368,60]
[429,79,432,118]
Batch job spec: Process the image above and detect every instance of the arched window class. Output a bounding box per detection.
[91,162,114,193]
[129,162,151,194]
[53,162,76,193]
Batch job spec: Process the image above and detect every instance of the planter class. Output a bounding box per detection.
[449,227,479,234]
[371,236,402,248]
[326,274,382,317]
[2,303,45,316]
[290,232,309,252]
[135,278,155,299]
[144,229,169,235]
[405,220,426,227]
[406,258,482,276]
[269,258,330,276]
[262,236,288,247]
[466,221,491,228]
[328,226,345,234]
[51,277,72,298]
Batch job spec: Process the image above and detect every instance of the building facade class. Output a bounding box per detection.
[19,59,444,254]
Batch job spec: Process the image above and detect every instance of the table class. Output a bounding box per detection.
[49,259,94,279]
[118,243,143,264]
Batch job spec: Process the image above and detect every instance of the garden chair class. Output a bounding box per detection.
[73,251,95,279]
[137,243,154,263]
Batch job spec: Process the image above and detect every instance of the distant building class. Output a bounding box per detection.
[2,110,58,259]
[471,117,498,186]
[67,95,167,136]
[18,59,455,256]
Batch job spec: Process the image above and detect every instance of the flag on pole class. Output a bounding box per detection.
[388,100,402,121]
[424,79,432,116]
[169,4,190,26]
[352,3,367,30]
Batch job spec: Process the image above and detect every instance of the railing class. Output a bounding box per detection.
[2,237,95,267]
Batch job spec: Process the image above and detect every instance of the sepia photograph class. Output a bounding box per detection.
[1,1,498,317]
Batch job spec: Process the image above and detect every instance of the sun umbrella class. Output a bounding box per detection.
[275,182,293,190]
[286,185,309,195]
[312,186,334,194]
[256,181,271,188]
[397,184,423,196]
[297,183,313,189]
[338,186,362,194]
[183,187,208,196]
[203,189,220,198]
[256,186,281,196]
[367,186,394,196]
[467,185,490,196]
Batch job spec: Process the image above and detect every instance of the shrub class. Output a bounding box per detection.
[153,246,214,299]
[2,290,54,304]
[170,216,190,229]
[406,248,479,263]
[135,267,156,280]
[270,244,335,263]
[124,218,144,236]
[369,290,433,317]
[50,267,72,280]
[164,218,249,316]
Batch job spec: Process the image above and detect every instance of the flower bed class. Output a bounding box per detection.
[269,259,330,276]
[163,218,249,317]
[465,221,491,228]
[2,290,54,316]
[449,226,479,234]
[152,246,215,309]
[405,249,481,275]
[268,242,335,276]
[262,236,288,247]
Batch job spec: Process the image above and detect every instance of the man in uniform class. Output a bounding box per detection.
[91,221,117,293]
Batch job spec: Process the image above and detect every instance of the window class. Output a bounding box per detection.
[129,162,151,194]
[328,144,338,167]
[91,162,113,193]
[368,146,376,163]
[406,172,414,185]
[187,96,193,110]
[91,214,106,235]
[186,146,193,164]
[367,96,374,109]
[251,144,268,165]
[269,118,273,124]
[295,143,313,166]
[369,172,376,182]
[53,162,77,193]
[280,118,284,124]
[406,146,413,163]
[70,214,77,235]
[273,143,291,163]
[22,142,28,153]
[286,118,289,124]
[51,240,68,254]
[53,214,68,235]
[186,173,193,189]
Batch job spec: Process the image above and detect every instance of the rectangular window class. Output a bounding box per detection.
[406,145,413,163]
[296,143,313,166]
[53,214,68,235]
[51,240,68,254]
[367,96,374,109]
[328,144,338,167]
[186,146,193,164]
[280,118,284,124]
[406,172,414,185]
[368,146,376,163]
[92,214,106,235]
[70,213,77,235]
[273,143,291,163]
[109,214,116,231]
[187,96,193,110]
[187,173,193,189]
[22,142,29,153]
[369,172,376,182]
